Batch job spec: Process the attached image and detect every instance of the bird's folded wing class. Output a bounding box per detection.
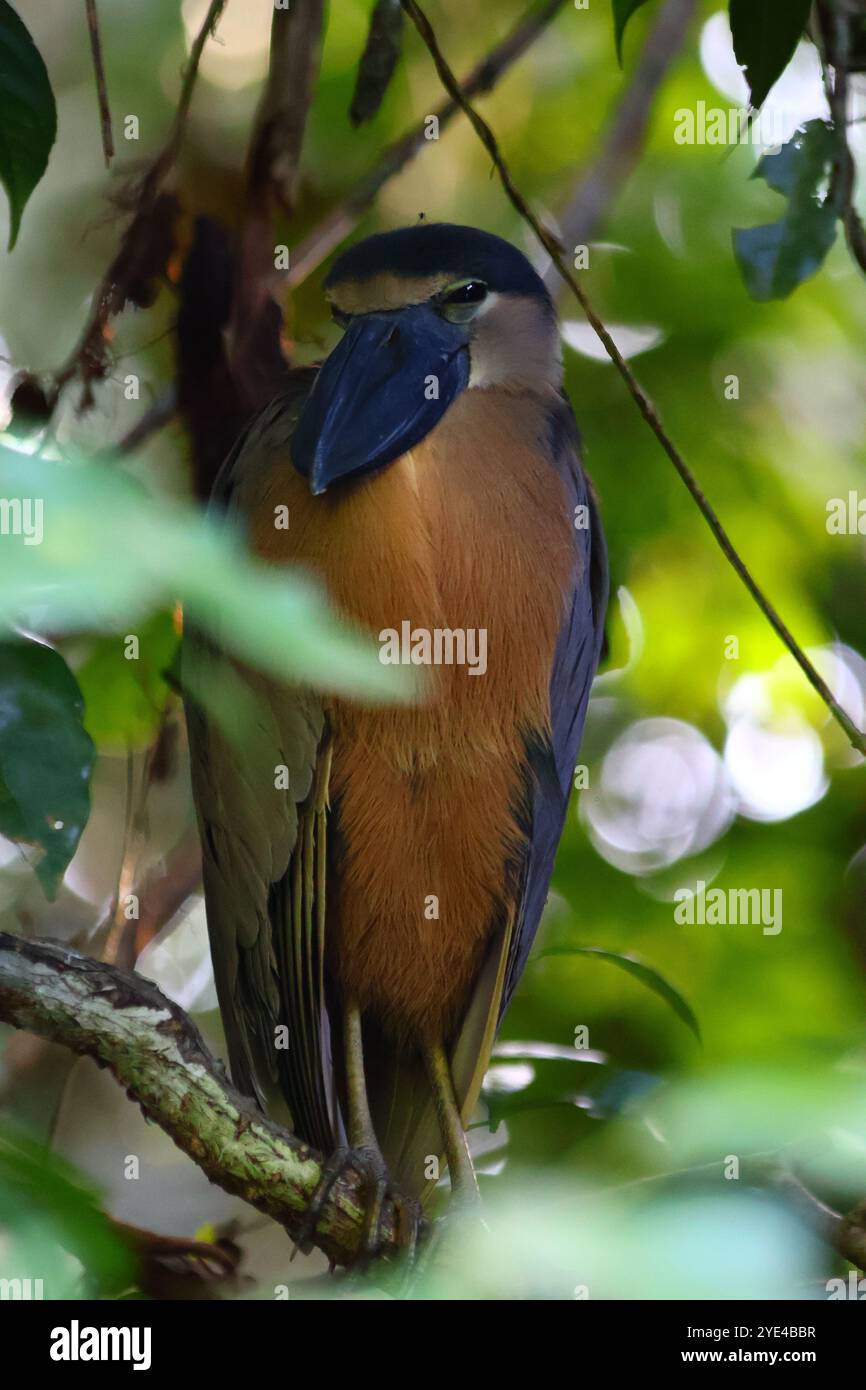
[183,638,337,1151]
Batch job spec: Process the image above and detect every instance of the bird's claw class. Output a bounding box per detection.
[292,1145,425,1269]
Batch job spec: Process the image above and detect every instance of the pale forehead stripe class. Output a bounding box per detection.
[326,271,456,315]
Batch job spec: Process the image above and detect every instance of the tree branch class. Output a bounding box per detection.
[38,0,227,418]
[769,1166,866,1273]
[228,1,325,409]
[97,386,177,459]
[544,0,697,279]
[818,0,866,279]
[401,0,866,759]
[288,0,570,289]
[0,932,403,1268]
[84,0,114,168]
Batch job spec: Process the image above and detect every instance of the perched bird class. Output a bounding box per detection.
[184,223,608,1254]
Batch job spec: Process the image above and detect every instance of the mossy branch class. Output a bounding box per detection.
[0,932,400,1268]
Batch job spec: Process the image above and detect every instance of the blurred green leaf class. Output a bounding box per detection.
[538,945,701,1042]
[729,0,812,111]
[76,611,178,750]
[612,0,656,65]
[0,636,94,897]
[734,121,839,300]
[0,1124,132,1297]
[418,1180,819,1301]
[0,0,57,250]
[0,446,414,702]
[483,1046,608,1129]
[350,0,404,126]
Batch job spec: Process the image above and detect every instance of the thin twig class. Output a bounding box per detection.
[85,0,114,168]
[168,0,229,167]
[402,0,866,758]
[595,1152,865,1272]
[98,386,178,458]
[772,1167,866,1272]
[113,826,203,971]
[819,2,866,279]
[49,0,227,413]
[0,932,405,1266]
[288,0,570,289]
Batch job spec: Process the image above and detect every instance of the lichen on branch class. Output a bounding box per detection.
[0,931,401,1267]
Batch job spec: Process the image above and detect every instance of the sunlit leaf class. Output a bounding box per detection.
[76,610,178,750]
[0,0,57,250]
[538,945,701,1042]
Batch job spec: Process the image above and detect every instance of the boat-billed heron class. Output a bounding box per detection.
[184,223,608,1257]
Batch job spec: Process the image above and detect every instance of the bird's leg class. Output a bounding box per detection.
[293,999,423,1264]
[339,996,390,1249]
[423,1038,481,1206]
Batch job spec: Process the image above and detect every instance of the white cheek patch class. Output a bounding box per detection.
[468,292,562,391]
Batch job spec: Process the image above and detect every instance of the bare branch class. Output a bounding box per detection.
[288,0,570,289]
[545,0,698,278]
[402,0,866,758]
[0,932,403,1268]
[85,0,114,168]
[167,0,229,168]
[817,1,866,279]
[228,2,325,408]
[245,1,325,216]
[98,386,177,458]
[49,0,228,414]
[771,1167,866,1273]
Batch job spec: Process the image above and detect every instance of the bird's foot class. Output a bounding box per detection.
[293,1145,425,1268]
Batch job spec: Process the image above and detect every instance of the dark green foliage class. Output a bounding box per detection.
[0,0,56,249]
[0,637,94,898]
[734,121,839,300]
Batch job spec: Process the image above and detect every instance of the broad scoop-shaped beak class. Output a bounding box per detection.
[291,304,470,495]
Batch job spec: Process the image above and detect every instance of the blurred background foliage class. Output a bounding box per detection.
[0,0,865,1299]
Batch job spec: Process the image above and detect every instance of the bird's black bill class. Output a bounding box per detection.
[291,305,471,494]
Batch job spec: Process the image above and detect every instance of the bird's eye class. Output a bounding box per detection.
[437,279,489,324]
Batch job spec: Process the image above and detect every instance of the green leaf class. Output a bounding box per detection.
[0,1124,133,1296]
[0,637,95,897]
[538,945,702,1042]
[0,445,415,703]
[733,121,839,301]
[728,0,812,111]
[350,0,404,126]
[0,0,57,250]
[76,611,178,750]
[612,0,656,65]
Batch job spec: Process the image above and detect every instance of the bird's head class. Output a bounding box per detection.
[291,223,559,495]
